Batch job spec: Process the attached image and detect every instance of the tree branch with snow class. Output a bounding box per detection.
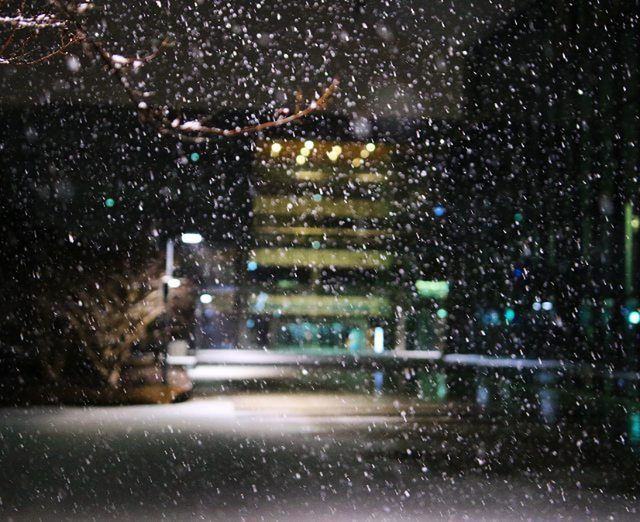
[1,0,338,138]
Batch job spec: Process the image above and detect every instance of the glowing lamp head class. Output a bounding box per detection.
[167,277,181,289]
[199,293,213,304]
[181,232,203,244]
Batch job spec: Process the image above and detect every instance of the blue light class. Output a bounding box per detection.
[247,260,258,271]
[482,310,501,326]
[190,152,200,162]
[374,370,384,394]
[513,267,524,278]
[433,205,446,217]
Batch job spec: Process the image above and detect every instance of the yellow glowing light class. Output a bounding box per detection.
[271,142,282,153]
[326,145,342,162]
[365,142,376,152]
[633,217,640,230]
[300,147,311,157]
[360,149,370,159]
[296,155,307,165]
[351,158,363,168]
[304,140,314,150]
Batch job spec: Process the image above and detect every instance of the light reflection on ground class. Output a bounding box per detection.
[1,392,639,521]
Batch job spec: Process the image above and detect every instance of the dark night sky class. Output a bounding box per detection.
[1,0,526,120]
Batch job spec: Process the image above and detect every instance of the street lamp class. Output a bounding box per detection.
[181,232,203,244]
[160,233,202,380]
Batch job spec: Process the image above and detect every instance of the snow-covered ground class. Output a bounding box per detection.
[1,392,639,521]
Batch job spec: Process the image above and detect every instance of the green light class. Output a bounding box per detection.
[105,198,115,208]
[629,310,640,325]
[436,373,447,400]
[190,152,200,162]
[415,280,449,299]
[629,411,640,444]
[514,212,524,223]
[436,308,448,319]
[504,308,516,322]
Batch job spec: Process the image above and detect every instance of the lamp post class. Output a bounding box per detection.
[160,238,174,383]
[160,232,202,381]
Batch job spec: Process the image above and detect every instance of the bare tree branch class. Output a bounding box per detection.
[1,1,338,139]
[0,14,67,28]
[0,1,82,65]
[158,78,339,139]
[0,32,82,65]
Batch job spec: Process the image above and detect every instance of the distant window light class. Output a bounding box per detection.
[304,140,314,150]
[181,232,203,244]
[365,142,376,152]
[542,301,553,311]
[415,280,449,299]
[167,277,181,289]
[532,302,542,311]
[373,327,384,353]
[433,205,446,217]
